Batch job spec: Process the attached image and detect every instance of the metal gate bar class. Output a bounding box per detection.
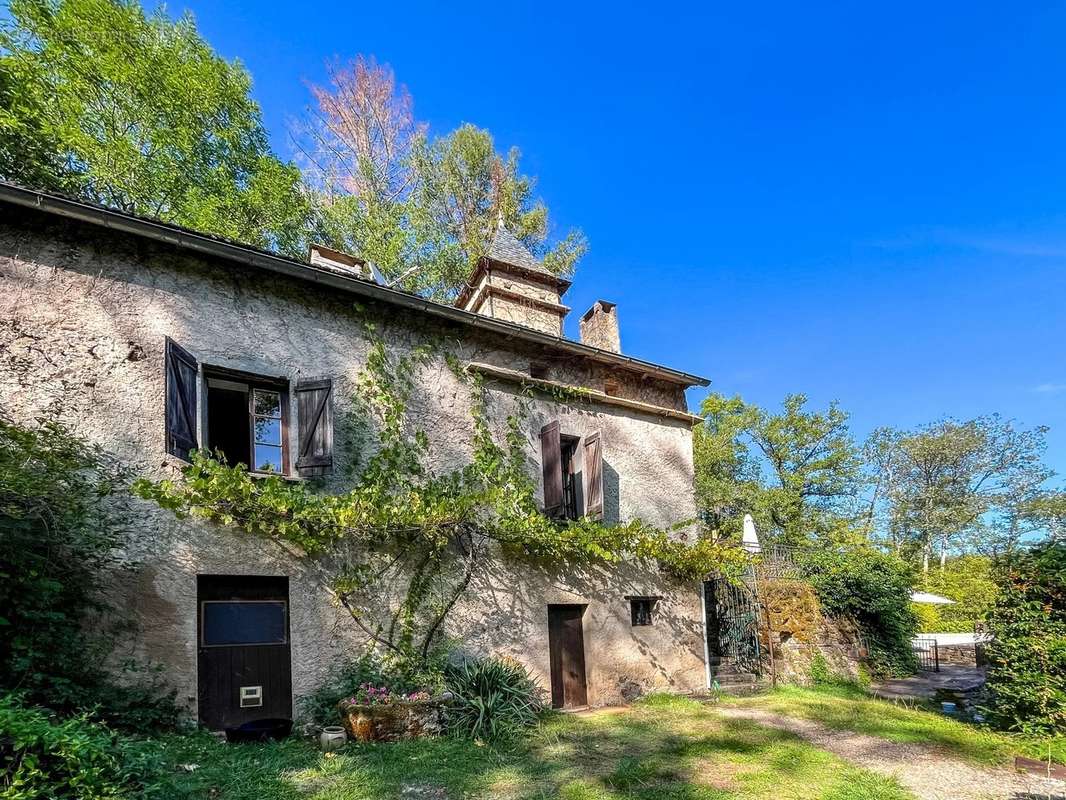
[913,638,940,672]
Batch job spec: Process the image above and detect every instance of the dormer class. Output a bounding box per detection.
[454,222,571,336]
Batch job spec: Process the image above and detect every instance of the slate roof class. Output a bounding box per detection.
[484,224,553,277]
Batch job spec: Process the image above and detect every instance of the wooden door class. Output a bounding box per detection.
[547,604,588,709]
[197,575,292,730]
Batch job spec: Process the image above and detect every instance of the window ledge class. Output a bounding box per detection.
[248,470,305,483]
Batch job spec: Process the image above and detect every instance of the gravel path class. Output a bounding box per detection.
[717,706,1064,800]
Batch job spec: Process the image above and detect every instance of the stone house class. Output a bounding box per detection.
[0,182,716,729]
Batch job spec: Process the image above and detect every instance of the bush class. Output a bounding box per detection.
[0,415,179,731]
[809,653,831,685]
[983,541,1066,735]
[797,545,919,677]
[443,656,543,741]
[300,650,445,727]
[0,694,160,800]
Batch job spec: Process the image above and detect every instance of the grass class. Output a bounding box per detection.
[142,694,913,800]
[721,683,1066,767]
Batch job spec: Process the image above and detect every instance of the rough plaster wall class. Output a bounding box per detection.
[484,293,564,337]
[488,270,564,307]
[0,208,704,713]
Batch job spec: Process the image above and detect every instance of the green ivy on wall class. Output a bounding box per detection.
[134,324,748,664]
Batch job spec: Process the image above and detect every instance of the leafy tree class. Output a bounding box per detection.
[914,554,999,633]
[0,0,313,256]
[866,416,1053,571]
[694,393,863,543]
[299,56,586,299]
[693,394,759,534]
[983,540,1066,734]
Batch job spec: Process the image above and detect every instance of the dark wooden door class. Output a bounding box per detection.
[547,604,588,709]
[197,575,292,730]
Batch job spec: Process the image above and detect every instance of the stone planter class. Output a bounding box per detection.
[319,725,348,751]
[338,699,447,742]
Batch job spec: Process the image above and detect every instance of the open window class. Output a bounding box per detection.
[205,371,289,474]
[540,423,603,521]
[163,339,334,477]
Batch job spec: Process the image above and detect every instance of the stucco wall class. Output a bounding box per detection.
[0,207,705,715]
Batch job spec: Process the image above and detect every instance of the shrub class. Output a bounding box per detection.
[0,694,160,800]
[300,650,445,726]
[443,656,543,741]
[809,653,831,685]
[0,415,179,731]
[0,416,124,704]
[797,545,919,676]
[983,541,1066,735]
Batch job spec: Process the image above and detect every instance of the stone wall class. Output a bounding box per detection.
[758,579,867,685]
[0,206,705,715]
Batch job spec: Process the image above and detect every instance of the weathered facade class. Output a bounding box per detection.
[0,184,712,726]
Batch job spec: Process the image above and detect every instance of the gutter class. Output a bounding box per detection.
[0,181,710,388]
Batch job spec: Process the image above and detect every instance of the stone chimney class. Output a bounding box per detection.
[454,222,571,336]
[580,301,621,353]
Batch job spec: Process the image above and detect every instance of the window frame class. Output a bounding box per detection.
[560,434,581,520]
[199,599,290,647]
[203,366,291,476]
[626,595,659,627]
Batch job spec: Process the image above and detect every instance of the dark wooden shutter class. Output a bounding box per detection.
[583,431,604,520]
[165,337,198,461]
[295,378,333,477]
[540,420,563,518]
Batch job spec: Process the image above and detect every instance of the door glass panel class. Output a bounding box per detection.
[202,601,287,646]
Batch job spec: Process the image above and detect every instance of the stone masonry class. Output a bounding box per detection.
[0,197,710,718]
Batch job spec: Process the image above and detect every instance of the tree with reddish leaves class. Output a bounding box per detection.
[296,56,585,300]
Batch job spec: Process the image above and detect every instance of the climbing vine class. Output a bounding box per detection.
[134,323,747,664]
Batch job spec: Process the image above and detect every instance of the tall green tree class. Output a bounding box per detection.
[299,56,586,300]
[0,0,313,256]
[693,394,759,534]
[866,417,1053,570]
[694,393,863,543]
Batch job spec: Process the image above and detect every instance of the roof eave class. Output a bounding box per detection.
[0,182,710,388]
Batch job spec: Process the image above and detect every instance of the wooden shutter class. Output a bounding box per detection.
[583,431,604,520]
[540,420,563,518]
[295,378,333,477]
[165,337,198,461]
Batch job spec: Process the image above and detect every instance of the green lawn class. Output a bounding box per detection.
[721,683,1066,767]
[144,695,912,800]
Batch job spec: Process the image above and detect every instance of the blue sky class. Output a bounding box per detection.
[175,1,1066,477]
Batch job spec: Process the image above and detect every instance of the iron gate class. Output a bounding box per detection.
[704,579,763,676]
[913,638,940,672]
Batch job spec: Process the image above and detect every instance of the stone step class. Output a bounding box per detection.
[711,671,760,684]
[714,682,768,697]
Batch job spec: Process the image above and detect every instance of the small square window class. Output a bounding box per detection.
[530,363,550,380]
[629,596,657,626]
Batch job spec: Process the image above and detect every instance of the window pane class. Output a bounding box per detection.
[254,444,283,472]
[202,602,286,646]
[253,390,281,418]
[254,417,281,445]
